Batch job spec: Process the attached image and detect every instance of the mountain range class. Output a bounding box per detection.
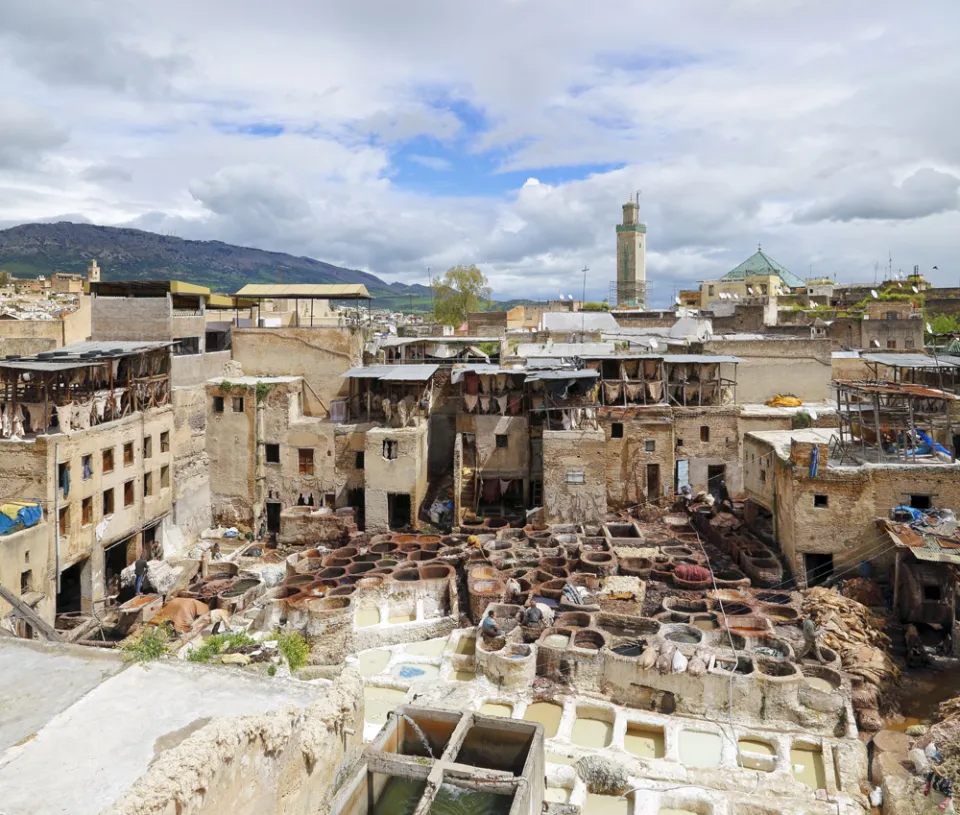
[0,222,436,310]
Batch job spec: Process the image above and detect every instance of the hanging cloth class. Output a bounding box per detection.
[625,383,644,401]
[1,405,10,438]
[562,411,572,431]
[647,381,663,401]
[499,479,512,494]
[464,373,480,396]
[603,382,622,403]
[508,393,523,415]
[495,394,508,415]
[463,393,479,413]
[62,465,70,497]
[479,395,491,413]
[11,406,24,438]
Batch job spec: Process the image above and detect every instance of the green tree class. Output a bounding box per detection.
[0,271,10,286]
[431,265,492,327]
[928,313,960,336]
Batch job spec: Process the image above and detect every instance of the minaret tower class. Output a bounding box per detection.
[615,193,646,307]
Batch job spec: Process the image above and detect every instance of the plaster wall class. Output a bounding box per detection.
[704,338,832,402]
[0,522,53,624]
[333,424,371,507]
[674,409,741,493]
[171,351,231,387]
[542,429,606,523]
[473,415,529,476]
[363,424,428,532]
[230,327,362,416]
[170,387,212,544]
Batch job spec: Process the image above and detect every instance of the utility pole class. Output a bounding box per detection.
[581,265,588,341]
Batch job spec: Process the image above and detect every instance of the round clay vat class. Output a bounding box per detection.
[396,542,422,554]
[301,548,322,559]
[596,615,660,639]
[420,564,454,581]
[282,574,314,588]
[328,585,357,597]
[322,557,352,570]
[392,569,421,582]
[369,535,394,546]
[582,551,615,568]
[295,557,324,574]
[750,635,792,659]
[573,629,606,651]
[310,595,353,615]
[354,552,379,563]
[717,602,752,616]
[539,579,566,600]
[662,545,695,559]
[557,611,592,629]
[714,654,755,675]
[418,535,442,544]
[504,643,531,660]
[405,550,435,562]
[654,611,689,624]
[662,624,703,645]
[538,627,573,649]
[543,566,570,579]
[347,561,376,575]
[756,591,793,606]
[484,540,513,552]
[471,578,503,594]
[274,585,304,601]
[619,557,653,578]
[393,535,420,544]
[713,568,750,589]
[662,598,711,616]
[442,535,466,546]
[317,567,347,580]
[714,631,747,651]
[485,516,509,530]
[478,635,506,652]
[758,603,799,624]
[500,528,526,541]
[437,547,463,559]
[356,576,383,589]
[375,559,399,568]
[755,659,799,681]
[370,542,398,555]
[329,546,359,560]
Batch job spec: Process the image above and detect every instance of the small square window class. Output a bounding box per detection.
[700,426,710,442]
[566,471,586,485]
[611,423,624,439]
[124,480,135,507]
[232,397,244,412]
[644,439,655,452]
[910,494,932,510]
[676,438,684,449]
[887,339,897,350]
[144,472,154,497]
[298,448,314,475]
[265,444,280,464]
[160,431,170,452]
[924,585,942,602]
[81,455,93,481]
[355,451,365,470]
[383,440,398,460]
[103,487,114,515]
[814,494,828,508]
[81,497,93,526]
[213,395,224,413]
[102,448,114,473]
[160,465,170,489]
[905,339,915,349]
[143,435,152,459]
[123,442,134,466]
[495,434,508,449]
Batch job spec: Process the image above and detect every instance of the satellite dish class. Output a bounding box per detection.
[674,296,681,305]
[649,338,659,350]
[870,289,878,299]
[927,322,934,334]
[870,339,880,348]
[808,409,818,421]
[733,293,740,299]
[897,281,902,288]
[912,286,919,293]
[747,287,754,295]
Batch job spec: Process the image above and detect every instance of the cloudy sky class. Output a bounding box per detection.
[1,1,958,304]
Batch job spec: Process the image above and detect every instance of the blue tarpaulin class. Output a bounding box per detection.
[0,501,42,535]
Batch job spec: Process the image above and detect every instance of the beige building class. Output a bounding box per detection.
[697,248,806,308]
[743,380,960,587]
[0,342,175,627]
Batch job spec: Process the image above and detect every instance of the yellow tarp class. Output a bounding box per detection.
[1,501,39,521]
[766,394,802,408]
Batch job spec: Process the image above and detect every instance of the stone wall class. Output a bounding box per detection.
[674,408,741,493]
[92,296,173,342]
[102,669,364,815]
[230,327,362,417]
[171,351,231,387]
[542,429,606,523]
[598,408,674,507]
[170,387,213,546]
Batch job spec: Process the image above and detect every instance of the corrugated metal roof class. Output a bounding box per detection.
[341,364,439,381]
[540,312,619,332]
[881,520,960,565]
[450,364,525,384]
[863,353,960,369]
[517,342,616,358]
[0,341,173,371]
[235,284,371,299]
[526,369,599,381]
[661,354,744,364]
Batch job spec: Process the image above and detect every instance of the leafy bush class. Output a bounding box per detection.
[187,630,257,663]
[278,632,310,670]
[122,626,170,662]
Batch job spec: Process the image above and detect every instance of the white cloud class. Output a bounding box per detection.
[0,0,958,304]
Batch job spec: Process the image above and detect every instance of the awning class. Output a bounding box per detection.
[341,364,439,382]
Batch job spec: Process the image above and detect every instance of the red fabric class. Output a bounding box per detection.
[674,564,711,582]
[464,373,479,395]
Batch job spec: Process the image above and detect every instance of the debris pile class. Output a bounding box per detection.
[801,586,898,731]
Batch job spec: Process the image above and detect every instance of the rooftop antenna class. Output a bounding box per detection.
[580,266,588,341]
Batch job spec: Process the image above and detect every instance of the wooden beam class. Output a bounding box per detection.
[0,585,61,641]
